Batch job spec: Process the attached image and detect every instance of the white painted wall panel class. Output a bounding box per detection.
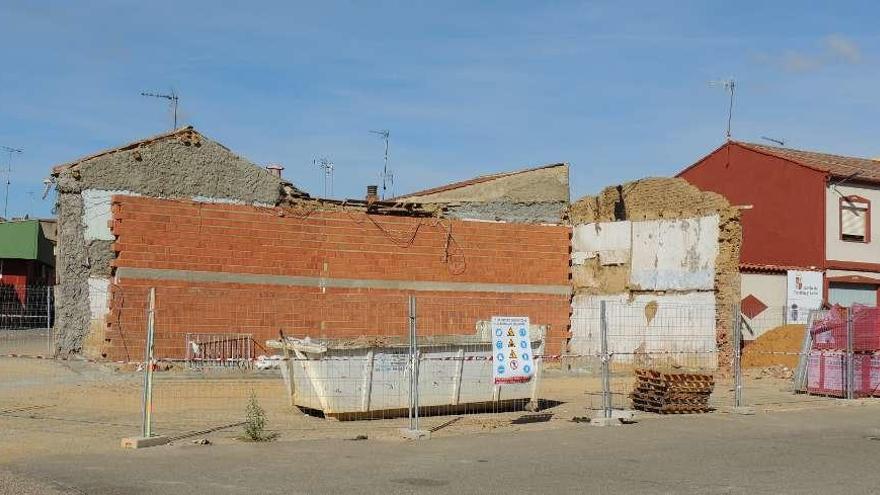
[87,277,110,320]
[630,215,719,291]
[571,221,631,266]
[569,292,717,367]
[81,189,139,241]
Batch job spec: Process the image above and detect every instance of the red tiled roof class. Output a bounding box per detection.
[740,263,820,273]
[737,142,880,184]
[394,162,566,200]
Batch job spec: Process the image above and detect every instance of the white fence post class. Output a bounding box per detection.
[845,307,854,400]
[46,285,53,356]
[600,300,611,419]
[142,287,156,437]
[733,306,743,408]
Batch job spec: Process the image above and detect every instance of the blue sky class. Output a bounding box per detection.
[1,1,878,218]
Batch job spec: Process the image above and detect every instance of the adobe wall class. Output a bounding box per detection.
[568,177,742,368]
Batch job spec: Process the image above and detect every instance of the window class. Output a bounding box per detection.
[840,195,870,243]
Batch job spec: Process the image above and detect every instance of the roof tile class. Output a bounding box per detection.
[738,142,880,183]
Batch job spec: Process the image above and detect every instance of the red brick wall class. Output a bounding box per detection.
[103,196,571,361]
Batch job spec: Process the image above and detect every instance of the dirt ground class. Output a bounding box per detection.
[0,329,52,357]
[0,357,864,464]
[742,324,806,369]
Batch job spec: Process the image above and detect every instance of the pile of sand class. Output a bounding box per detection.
[742,324,806,369]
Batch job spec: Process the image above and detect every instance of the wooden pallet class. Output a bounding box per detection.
[630,368,715,415]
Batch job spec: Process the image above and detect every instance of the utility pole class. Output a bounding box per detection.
[1,145,23,220]
[141,90,180,129]
[370,129,392,199]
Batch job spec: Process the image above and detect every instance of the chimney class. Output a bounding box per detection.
[366,185,379,202]
[266,164,284,178]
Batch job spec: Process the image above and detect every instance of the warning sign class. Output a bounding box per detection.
[491,316,534,384]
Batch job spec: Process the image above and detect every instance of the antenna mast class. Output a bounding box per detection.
[141,90,180,129]
[760,136,785,146]
[370,129,392,199]
[313,157,335,197]
[709,78,736,140]
[1,145,23,220]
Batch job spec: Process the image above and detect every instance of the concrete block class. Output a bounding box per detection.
[610,409,636,420]
[731,406,756,415]
[399,428,431,440]
[589,417,621,427]
[121,436,170,449]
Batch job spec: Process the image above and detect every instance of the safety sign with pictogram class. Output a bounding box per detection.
[491,316,533,384]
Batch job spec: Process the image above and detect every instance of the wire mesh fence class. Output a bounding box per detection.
[127,287,880,438]
[0,284,53,356]
[570,300,722,416]
[735,305,880,408]
[139,286,570,437]
[6,282,880,451]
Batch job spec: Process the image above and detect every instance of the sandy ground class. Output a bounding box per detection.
[0,329,52,357]
[7,404,880,494]
[0,357,868,464]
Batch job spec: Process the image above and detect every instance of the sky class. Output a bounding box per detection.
[1,1,878,219]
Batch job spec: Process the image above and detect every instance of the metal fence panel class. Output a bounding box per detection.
[0,285,53,357]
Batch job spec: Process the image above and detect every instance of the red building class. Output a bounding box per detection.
[0,219,55,327]
[679,141,880,335]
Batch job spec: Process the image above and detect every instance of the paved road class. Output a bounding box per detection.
[5,405,880,494]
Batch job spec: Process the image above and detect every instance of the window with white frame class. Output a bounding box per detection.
[840,196,870,243]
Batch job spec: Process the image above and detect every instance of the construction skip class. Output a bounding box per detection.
[266,322,546,420]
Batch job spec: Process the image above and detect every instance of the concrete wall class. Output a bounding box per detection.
[825,183,880,264]
[398,164,569,224]
[441,201,568,224]
[103,195,572,361]
[52,129,289,356]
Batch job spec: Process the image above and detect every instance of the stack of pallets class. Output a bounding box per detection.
[630,368,714,414]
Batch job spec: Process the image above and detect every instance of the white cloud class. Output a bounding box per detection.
[757,34,863,73]
[825,35,862,63]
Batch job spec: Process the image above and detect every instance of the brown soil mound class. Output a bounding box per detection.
[742,324,806,369]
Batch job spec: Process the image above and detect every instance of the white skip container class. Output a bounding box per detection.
[266,323,546,420]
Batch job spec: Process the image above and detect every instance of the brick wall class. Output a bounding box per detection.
[103,196,571,361]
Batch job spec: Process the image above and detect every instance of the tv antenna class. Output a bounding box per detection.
[709,78,736,140]
[760,136,785,147]
[140,90,180,129]
[369,129,392,199]
[313,157,335,197]
[1,145,23,219]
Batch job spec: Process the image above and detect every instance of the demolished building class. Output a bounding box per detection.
[567,177,742,367]
[50,127,308,356]
[49,128,741,371]
[49,128,572,359]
